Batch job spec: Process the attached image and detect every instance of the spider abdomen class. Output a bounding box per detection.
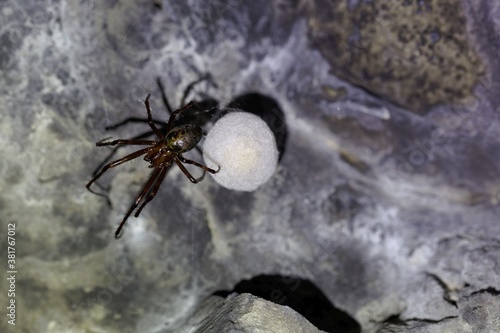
[165,125,202,153]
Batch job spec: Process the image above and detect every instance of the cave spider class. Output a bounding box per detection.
[86,76,219,238]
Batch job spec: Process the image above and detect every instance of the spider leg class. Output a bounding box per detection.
[178,155,220,174]
[91,130,158,178]
[86,147,151,203]
[134,166,168,218]
[180,73,215,108]
[144,94,165,139]
[96,138,156,147]
[174,157,206,183]
[156,77,174,114]
[105,117,164,131]
[165,101,196,132]
[114,167,163,239]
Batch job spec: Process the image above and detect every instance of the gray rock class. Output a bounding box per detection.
[183,293,326,333]
[304,0,485,112]
[0,0,499,332]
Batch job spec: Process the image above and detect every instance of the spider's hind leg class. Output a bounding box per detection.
[105,117,164,131]
[157,73,217,111]
[180,73,217,107]
[156,77,174,114]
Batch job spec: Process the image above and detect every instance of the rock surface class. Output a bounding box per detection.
[0,0,499,333]
[183,293,326,333]
[304,0,485,112]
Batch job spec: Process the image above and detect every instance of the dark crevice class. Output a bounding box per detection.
[376,314,407,332]
[226,92,288,161]
[468,287,500,297]
[213,274,361,333]
[405,315,459,324]
[376,314,458,333]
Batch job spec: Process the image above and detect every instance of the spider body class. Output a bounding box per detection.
[164,125,203,154]
[145,125,203,168]
[87,94,219,239]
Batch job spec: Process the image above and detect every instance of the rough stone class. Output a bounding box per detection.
[183,293,326,333]
[0,0,499,332]
[305,0,485,112]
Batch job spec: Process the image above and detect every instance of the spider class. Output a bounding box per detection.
[86,78,220,239]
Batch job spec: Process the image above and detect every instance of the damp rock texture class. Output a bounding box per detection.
[182,293,326,333]
[0,0,499,333]
[304,0,485,112]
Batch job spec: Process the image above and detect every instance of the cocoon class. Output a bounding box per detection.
[203,111,278,191]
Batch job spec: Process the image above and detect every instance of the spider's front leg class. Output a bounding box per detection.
[134,167,169,218]
[175,155,220,184]
[178,155,220,174]
[115,166,167,239]
[174,158,205,183]
[86,147,151,204]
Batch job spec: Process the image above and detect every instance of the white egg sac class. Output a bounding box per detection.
[203,111,278,191]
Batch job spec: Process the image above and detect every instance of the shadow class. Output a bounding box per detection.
[226,93,288,161]
[213,274,361,333]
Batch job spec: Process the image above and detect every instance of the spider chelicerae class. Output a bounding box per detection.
[86,76,220,238]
